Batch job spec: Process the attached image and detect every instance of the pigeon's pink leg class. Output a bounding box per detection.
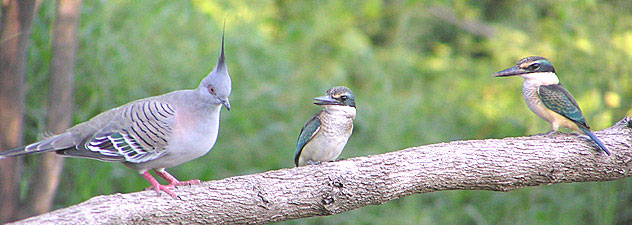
[153,168,201,187]
[141,171,179,199]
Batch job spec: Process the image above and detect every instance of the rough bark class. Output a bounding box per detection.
[0,0,39,223]
[21,0,81,219]
[10,117,632,225]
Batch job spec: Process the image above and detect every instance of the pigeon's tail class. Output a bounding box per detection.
[0,132,75,159]
[580,127,611,156]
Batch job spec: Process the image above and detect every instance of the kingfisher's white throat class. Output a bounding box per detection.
[324,105,356,119]
[520,72,560,86]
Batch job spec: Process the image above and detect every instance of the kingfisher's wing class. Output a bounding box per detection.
[294,112,322,166]
[538,84,589,129]
[58,100,176,163]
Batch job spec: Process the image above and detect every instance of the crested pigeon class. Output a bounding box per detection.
[0,31,232,199]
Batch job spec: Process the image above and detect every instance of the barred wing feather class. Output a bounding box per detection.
[75,101,175,163]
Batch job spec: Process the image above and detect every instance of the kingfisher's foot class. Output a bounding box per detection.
[306,160,322,165]
[574,134,594,142]
[544,130,559,137]
[569,132,583,137]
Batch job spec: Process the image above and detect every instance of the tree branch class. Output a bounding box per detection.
[12,117,632,224]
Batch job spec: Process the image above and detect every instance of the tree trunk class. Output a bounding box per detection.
[0,0,39,223]
[428,6,496,38]
[10,118,632,224]
[21,0,81,219]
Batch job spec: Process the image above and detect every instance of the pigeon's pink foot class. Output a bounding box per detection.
[154,168,201,187]
[141,171,180,199]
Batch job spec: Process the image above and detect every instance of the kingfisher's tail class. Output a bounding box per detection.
[579,127,611,156]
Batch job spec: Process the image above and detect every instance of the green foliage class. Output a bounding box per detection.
[21,0,632,224]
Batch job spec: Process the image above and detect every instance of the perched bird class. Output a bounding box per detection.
[294,86,356,166]
[493,56,610,155]
[0,31,232,198]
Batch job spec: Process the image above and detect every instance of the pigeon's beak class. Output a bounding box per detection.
[221,98,231,111]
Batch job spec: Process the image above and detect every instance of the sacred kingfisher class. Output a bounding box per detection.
[493,56,610,155]
[294,86,356,166]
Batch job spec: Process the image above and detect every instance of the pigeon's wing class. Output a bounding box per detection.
[59,100,176,163]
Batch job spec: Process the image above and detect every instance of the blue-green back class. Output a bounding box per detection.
[538,84,589,129]
[294,112,322,166]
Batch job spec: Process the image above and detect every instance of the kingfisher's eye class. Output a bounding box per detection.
[529,63,540,70]
[340,95,348,101]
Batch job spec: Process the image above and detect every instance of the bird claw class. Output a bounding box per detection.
[142,170,200,200]
[569,132,583,137]
[306,160,322,165]
[168,179,201,187]
[154,169,202,187]
[186,179,202,185]
[147,183,181,200]
[543,130,559,137]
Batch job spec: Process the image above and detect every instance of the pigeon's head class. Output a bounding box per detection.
[199,27,231,110]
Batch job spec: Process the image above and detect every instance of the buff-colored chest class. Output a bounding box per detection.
[297,106,355,166]
[521,74,579,132]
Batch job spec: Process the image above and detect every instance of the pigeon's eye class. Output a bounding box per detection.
[208,85,216,95]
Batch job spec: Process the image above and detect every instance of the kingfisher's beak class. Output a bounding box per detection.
[493,66,526,77]
[313,95,341,106]
[221,98,231,111]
